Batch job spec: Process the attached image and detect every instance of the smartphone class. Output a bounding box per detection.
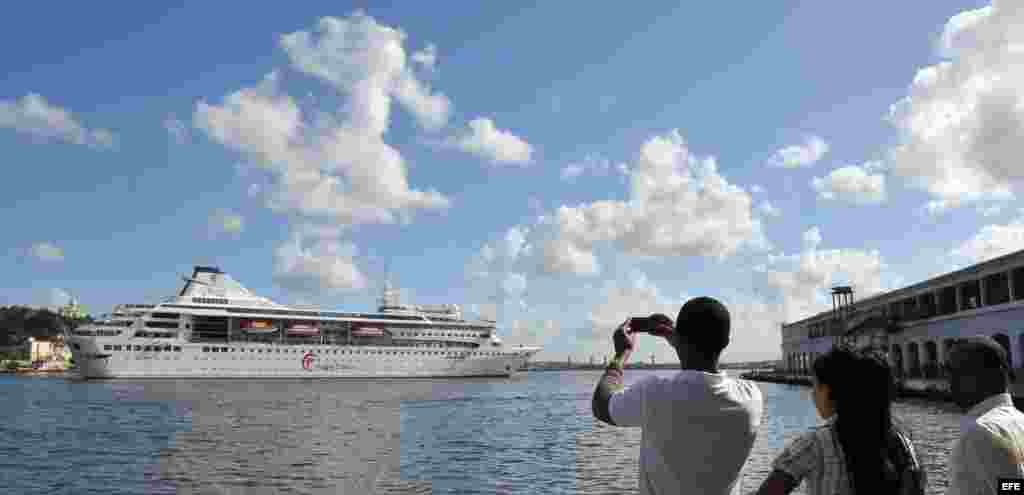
[630,314,672,334]
[629,317,656,333]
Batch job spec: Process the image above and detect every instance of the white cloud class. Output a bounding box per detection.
[273,229,367,292]
[194,12,478,294]
[803,226,823,251]
[887,2,1024,210]
[811,164,887,204]
[164,115,188,144]
[560,154,624,181]
[30,242,64,262]
[862,160,887,173]
[769,135,829,168]
[758,201,781,217]
[503,225,530,262]
[468,225,534,277]
[541,129,767,275]
[560,163,585,181]
[48,288,73,308]
[0,93,115,149]
[580,273,682,363]
[195,69,449,228]
[979,204,1004,217]
[541,237,601,275]
[951,214,1024,264]
[411,43,437,71]
[502,318,561,349]
[750,185,764,194]
[762,226,889,324]
[444,117,533,165]
[554,226,894,362]
[279,13,451,131]
[465,225,541,307]
[502,272,527,298]
[209,209,244,235]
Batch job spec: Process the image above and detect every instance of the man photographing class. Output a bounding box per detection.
[592,296,764,495]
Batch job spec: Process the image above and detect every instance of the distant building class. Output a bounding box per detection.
[782,248,1024,379]
[58,299,87,320]
[29,335,66,362]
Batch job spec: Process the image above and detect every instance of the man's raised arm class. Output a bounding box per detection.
[592,321,634,425]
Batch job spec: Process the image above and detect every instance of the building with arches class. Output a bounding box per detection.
[781,248,1024,380]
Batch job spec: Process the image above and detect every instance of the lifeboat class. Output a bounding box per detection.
[240,319,278,335]
[286,322,320,336]
[351,326,385,337]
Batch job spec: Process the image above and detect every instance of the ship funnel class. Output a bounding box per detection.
[478,303,498,322]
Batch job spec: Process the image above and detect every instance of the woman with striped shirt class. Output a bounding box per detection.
[754,346,926,495]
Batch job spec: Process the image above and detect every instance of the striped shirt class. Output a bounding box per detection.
[771,417,921,495]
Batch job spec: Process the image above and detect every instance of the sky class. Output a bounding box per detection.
[3,0,1023,364]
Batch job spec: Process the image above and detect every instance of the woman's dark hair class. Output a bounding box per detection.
[812,346,903,493]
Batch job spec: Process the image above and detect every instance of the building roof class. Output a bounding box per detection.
[783,247,1024,329]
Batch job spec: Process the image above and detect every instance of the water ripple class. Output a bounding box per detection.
[1,371,965,494]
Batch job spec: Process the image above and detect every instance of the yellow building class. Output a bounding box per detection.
[29,335,65,362]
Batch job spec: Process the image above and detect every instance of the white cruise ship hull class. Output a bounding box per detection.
[69,338,537,379]
[66,265,542,380]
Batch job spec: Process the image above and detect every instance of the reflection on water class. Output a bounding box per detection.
[0,370,964,494]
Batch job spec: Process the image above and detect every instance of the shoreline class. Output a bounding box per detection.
[740,371,1024,408]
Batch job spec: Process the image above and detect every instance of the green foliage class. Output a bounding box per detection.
[0,305,83,345]
[0,351,30,361]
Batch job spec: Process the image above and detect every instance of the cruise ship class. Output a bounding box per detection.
[65,266,541,379]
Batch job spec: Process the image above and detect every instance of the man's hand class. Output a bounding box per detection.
[613,319,637,355]
[595,319,635,426]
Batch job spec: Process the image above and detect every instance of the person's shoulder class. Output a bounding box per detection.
[625,373,662,391]
[972,407,1024,442]
[732,376,763,392]
[776,428,823,462]
[725,376,764,402]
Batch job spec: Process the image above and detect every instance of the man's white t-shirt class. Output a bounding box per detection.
[609,370,764,495]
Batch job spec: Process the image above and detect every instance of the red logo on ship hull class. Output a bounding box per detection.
[302,352,315,370]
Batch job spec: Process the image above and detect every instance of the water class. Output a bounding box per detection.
[0,370,963,494]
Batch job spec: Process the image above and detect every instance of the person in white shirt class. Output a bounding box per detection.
[946,335,1024,495]
[591,296,764,495]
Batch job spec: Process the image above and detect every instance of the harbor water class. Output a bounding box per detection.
[1,370,963,494]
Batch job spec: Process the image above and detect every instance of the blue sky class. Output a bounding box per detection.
[4,0,1023,363]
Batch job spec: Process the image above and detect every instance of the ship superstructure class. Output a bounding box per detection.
[66,266,540,379]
